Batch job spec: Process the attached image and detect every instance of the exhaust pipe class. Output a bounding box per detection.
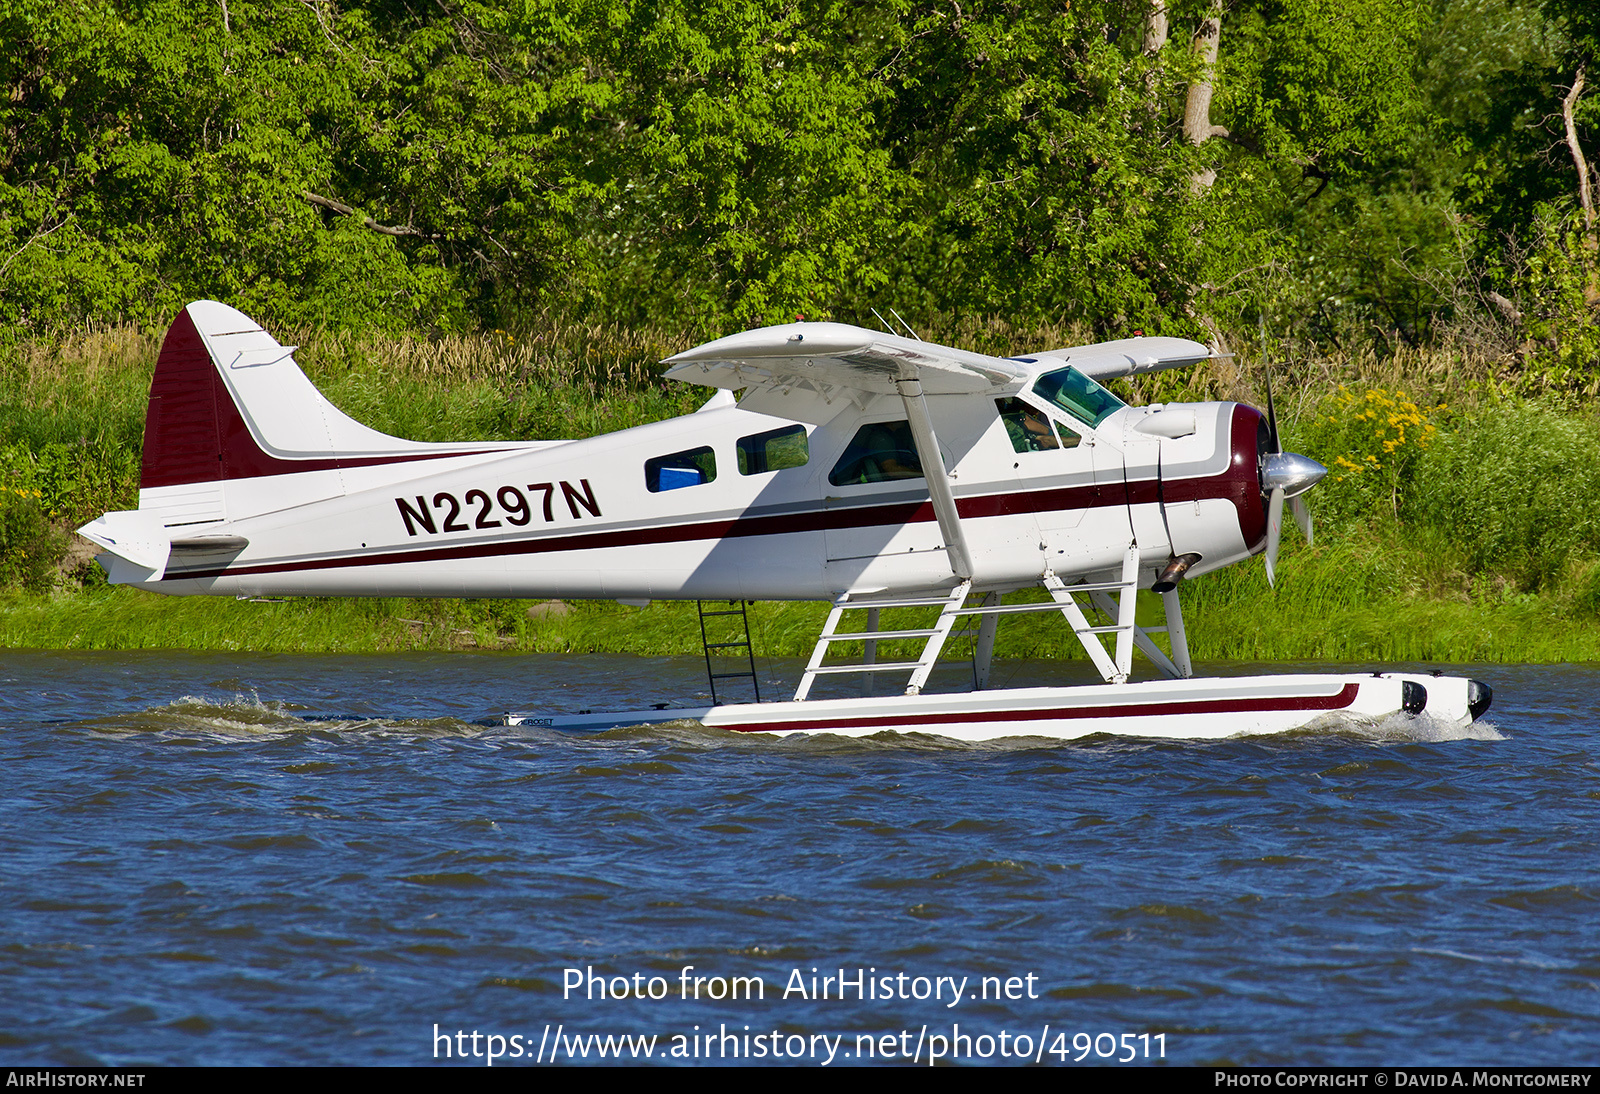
[1152,553,1203,594]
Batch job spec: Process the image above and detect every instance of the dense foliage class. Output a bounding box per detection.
[5,0,1600,659]
[6,324,1600,637]
[2,0,1596,370]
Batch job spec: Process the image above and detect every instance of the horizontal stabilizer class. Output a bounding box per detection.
[77,510,172,581]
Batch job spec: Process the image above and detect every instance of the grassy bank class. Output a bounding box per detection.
[4,545,1596,667]
[3,321,1599,665]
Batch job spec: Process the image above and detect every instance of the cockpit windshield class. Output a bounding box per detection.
[1031,366,1125,428]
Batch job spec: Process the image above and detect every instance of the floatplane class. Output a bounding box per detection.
[79,301,1491,740]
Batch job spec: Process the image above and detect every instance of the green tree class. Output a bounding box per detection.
[571,0,917,329]
[868,0,1205,335]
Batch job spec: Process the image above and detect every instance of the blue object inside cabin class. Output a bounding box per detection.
[657,466,704,490]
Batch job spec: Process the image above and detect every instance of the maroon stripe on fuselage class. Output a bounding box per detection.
[141,308,495,489]
[162,459,1256,583]
[720,683,1362,734]
[160,401,1273,582]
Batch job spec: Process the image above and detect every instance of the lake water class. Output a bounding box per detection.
[0,651,1595,1066]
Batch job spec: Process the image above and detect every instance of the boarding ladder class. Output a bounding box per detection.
[793,544,1194,701]
[696,600,762,705]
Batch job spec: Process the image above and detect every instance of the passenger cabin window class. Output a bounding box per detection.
[828,420,924,486]
[737,424,809,475]
[645,446,717,492]
[996,397,1080,452]
[1031,366,1125,428]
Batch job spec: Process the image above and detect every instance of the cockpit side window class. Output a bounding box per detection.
[996,397,1080,452]
[1031,366,1125,428]
[828,420,924,486]
[737,424,809,475]
[645,446,717,492]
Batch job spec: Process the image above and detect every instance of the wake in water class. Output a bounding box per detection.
[69,694,1507,750]
[1293,709,1507,743]
[72,696,486,739]
[75,694,307,735]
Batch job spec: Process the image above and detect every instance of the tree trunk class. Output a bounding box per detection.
[1561,66,1596,237]
[302,191,426,237]
[1144,1,1168,56]
[1183,4,1227,194]
[1142,1,1169,113]
[1559,66,1600,309]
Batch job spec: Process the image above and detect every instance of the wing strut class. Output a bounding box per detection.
[894,362,974,581]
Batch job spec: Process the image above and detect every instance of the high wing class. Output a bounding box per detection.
[663,322,1027,400]
[664,322,1216,404]
[1035,336,1214,381]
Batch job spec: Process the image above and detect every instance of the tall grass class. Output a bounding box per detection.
[1,318,1598,663]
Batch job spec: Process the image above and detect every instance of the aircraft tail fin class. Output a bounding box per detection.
[139,300,439,493]
[81,301,502,582]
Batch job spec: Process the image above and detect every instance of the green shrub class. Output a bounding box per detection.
[1572,560,1600,617]
[1508,205,1600,396]
[1292,386,1441,533]
[1408,401,1600,589]
[0,488,65,592]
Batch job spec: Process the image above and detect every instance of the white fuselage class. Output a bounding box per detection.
[133,386,1262,602]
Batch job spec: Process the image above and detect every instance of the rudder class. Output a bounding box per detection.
[141,306,229,490]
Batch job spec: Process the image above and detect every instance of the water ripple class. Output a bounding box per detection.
[0,653,1592,1066]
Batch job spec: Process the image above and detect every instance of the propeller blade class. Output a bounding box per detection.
[1290,494,1313,547]
[1264,486,1285,587]
[1263,365,1281,455]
